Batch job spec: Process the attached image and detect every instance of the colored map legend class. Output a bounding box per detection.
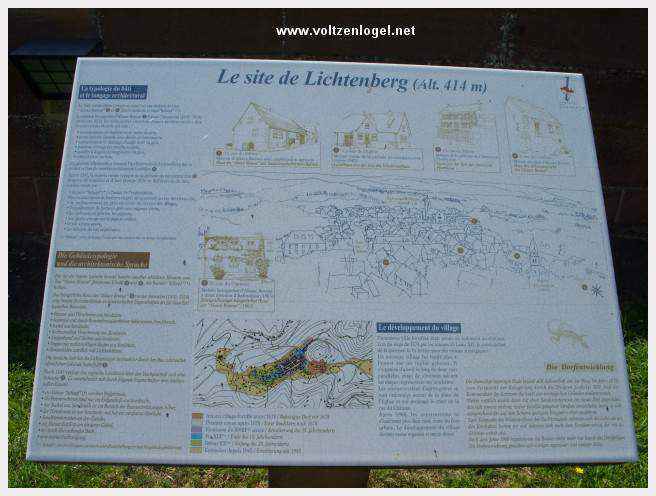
[189,412,203,454]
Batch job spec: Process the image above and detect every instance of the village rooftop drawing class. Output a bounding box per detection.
[197,170,608,304]
[334,111,412,150]
[277,198,555,299]
[505,97,572,157]
[228,102,318,152]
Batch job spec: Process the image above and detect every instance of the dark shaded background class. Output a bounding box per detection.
[8,8,647,322]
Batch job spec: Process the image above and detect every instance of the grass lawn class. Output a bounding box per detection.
[8,302,647,488]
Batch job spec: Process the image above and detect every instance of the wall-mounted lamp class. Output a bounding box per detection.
[10,39,102,100]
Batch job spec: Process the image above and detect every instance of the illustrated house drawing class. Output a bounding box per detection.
[437,102,496,147]
[334,111,411,150]
[231,102,316,151]
[505,97,571,156]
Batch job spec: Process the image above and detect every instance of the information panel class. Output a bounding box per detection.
[27,59,637,466]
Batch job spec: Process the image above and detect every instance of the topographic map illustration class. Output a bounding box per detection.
[193,318,374,408]
[198,171,609,304]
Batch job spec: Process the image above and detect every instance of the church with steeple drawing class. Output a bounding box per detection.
[527,236,548,285]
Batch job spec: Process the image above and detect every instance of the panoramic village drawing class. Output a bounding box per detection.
[226,102,318,152]
[277,198,554,298]
[198,171,609,304]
